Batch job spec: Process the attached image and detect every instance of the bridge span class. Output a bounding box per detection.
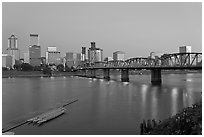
[77,52,202,85]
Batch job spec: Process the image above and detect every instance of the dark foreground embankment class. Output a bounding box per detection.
[140,101,202,135]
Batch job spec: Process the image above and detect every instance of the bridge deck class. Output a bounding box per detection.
[80,66,202,70]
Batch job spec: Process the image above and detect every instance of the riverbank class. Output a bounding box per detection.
[140,101,202,135]
[2,71,78,78]
[2,70,201,78]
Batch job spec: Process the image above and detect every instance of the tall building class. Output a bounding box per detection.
[2,54,12,68]
[88,42,103,63]
[45,47,61,65]
[47,47,57,52]
[81,47,86,61]
[29,34,39,46]
[113,51,125,61]
[65,52,81,67]
[179,45,192,65]
[29,45,41,66]
[179,45,191,53]
[6,34,20,67]
[29,34,41,66]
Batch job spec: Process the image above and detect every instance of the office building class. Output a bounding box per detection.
[179,45,192,65]
[47,47,57,52]
[88,42,103,63]
[65,52,81,67]
[2,54,12,68]
[6,34,20,67]
[29,34,41,66]
[29,45,41,66]
[179,45,192,53]
[29,34,39,46]
[81,47,86,61]
[45,47,61,65]
[113,51,125,61]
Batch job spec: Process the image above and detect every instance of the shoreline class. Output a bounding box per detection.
[2,70,201,78]
[2,71,78,78]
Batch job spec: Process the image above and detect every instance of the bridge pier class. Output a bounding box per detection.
[151,69,162,85]
[90,69,96,78]
[121,69,129,82]
[103,69,110,80]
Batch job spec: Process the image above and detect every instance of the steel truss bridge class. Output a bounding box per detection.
[76,53,202,85]
[78,52,202,69]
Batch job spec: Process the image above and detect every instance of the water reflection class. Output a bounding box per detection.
[122,82,129,85]
[99,79,104,82]
[187,88,194,107]
[183,91,188,108]
[171,88,178,116]
[141,84,148,118]
[151,86,158,119]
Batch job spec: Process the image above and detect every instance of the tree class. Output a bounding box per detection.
[2,67,8,71]
[13,64,21,70]
[64,64,71,72]
[42,67,52,75]
[33,66,42,71]
[21,63,33,71]
[57,64,65,72]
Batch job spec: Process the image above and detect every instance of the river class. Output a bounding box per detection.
[2,73,202,135]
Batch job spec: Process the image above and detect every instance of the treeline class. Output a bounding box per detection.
[2,63,77,73]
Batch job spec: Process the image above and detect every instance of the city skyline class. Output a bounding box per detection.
[2,2,202,59]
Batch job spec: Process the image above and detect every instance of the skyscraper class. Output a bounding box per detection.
[179,45,191,53]
[29,34,39,46]
[29,34,41,66]
[6,34,20,67]
[45,47,61,65]
[81,47,86,61]
[179,45,192,66]
[113,51,125,61]
[65,52,81,68]
[29,45,41,66]
[88,42,103,63]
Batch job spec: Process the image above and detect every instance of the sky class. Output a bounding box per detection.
[2,2,202,59]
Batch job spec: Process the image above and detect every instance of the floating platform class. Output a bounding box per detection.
[27,107,66,125]
[2,99,78,133]
[2,132,15,135]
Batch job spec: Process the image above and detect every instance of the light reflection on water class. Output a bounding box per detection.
[171,88,178,116]
[151,87,158,119]
[141,84,148,118]
[2,73,202,135]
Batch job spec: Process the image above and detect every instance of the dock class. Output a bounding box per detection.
[27,107,66,125]
[2,99,78,133]
[2,132,15,135]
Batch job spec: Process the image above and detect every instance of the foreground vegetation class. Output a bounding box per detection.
[140,101,202,135]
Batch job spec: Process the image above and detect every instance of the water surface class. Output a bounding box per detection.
[2,73,202,135]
